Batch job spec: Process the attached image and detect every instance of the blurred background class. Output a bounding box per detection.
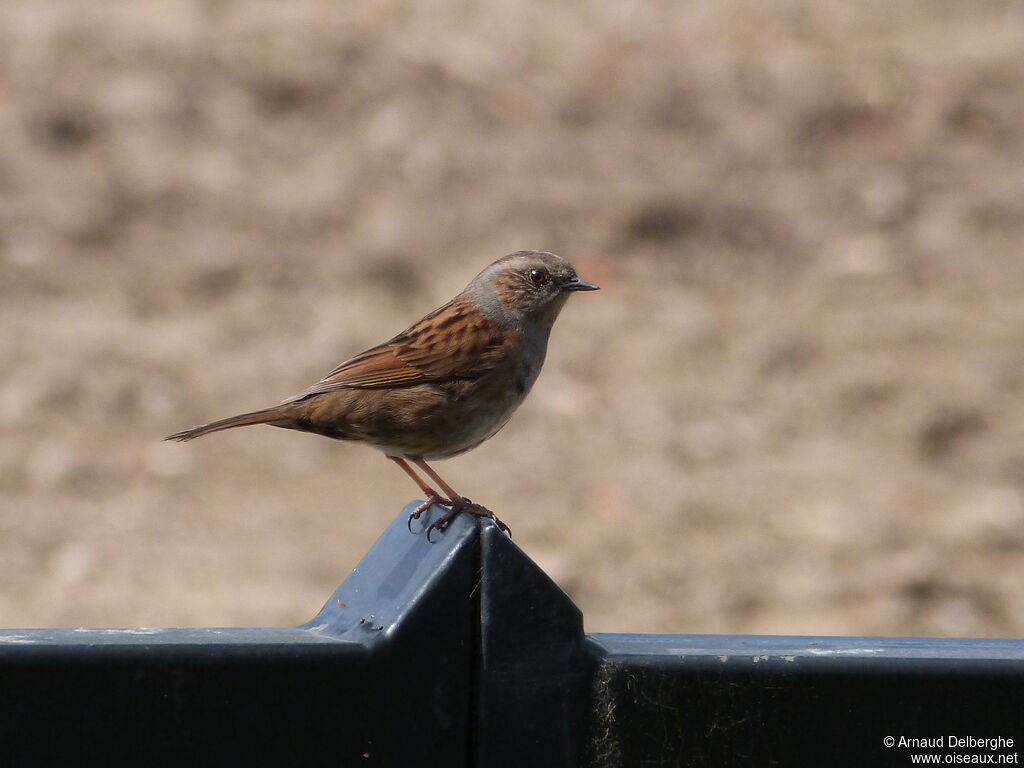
[2,0,1024,636]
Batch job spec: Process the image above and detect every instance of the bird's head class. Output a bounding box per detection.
[467,250,599,329]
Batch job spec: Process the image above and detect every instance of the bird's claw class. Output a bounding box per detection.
[407,494,454,533]
[419,499,512,542]
[461,500,511,537]
[425,516,452,543]
[489,514,512,537]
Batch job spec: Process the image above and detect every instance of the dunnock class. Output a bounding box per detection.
[166,251,598,537]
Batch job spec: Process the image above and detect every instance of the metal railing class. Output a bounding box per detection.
[2,504,1022,766]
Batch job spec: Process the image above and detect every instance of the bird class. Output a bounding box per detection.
[165,250,599,538]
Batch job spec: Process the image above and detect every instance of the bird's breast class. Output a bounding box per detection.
[418,353,541,459]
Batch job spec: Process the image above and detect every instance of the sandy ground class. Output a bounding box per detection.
[2,1,1024,637]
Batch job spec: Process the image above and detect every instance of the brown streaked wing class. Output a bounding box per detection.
[289,300,513,398]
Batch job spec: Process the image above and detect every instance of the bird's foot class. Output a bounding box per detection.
[425,497,511,542]
[407,492,454,532]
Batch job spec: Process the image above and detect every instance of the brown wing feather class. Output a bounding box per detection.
[290,300,513,400]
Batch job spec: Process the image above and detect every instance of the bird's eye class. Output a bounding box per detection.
[529,268,548,285]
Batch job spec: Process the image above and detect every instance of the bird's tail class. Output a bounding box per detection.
[164,406,294,442]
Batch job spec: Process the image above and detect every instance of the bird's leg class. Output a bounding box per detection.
[410,458,511,538]
[389,457,454,531]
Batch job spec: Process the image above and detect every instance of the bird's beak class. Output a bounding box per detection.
[564,277,600,292]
